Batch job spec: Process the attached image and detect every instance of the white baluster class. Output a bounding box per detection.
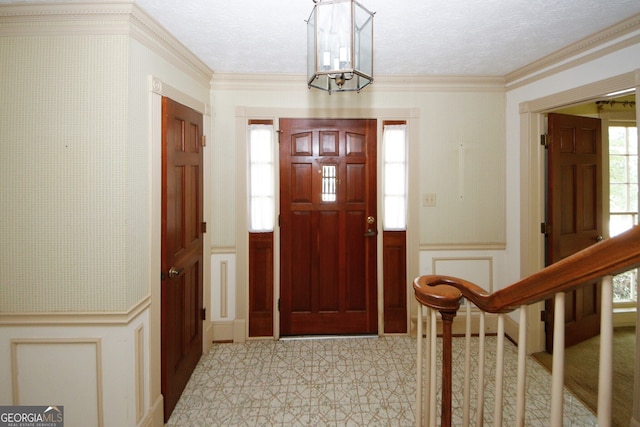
[416,304,423,427]
[475,311,485,427]
[550,292,565,427]
[493,314,505,427]
[516,306,528,427]
[462,300,472,426]
[597,275,613,427]
[429,309,437,427]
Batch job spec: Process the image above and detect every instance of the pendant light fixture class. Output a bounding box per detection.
[307,0,374,93]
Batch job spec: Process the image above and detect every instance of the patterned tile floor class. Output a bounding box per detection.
[167,335,596,426]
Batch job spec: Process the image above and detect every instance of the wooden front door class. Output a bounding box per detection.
[545,112,603,351]
[279,118,378,336]
[161,97,204,420]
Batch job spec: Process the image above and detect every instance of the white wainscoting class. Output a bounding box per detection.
[415,248,506,335]
[0,306,152,427]
[211,253,237,341]
[11,338,102,425]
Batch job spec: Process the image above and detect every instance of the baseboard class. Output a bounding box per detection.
[143,394,164,427]
[233,319,246,343]
[211,320,234,342]
[203,321,214,352]
[211,319,248,343]
[614,308,637,327]
[503,313,519,344]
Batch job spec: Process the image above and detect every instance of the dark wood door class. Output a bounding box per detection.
[161,97,204,420]
[279,118,377,335]
[545,113,603,351]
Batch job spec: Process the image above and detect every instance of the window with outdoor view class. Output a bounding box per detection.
[248,123,275,232]
[609,124,638,303]
[382,124,407,230]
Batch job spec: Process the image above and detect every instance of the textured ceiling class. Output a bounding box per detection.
[133,0,640,76]
[3,0,640,76]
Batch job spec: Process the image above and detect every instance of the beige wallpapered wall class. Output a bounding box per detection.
[1,34,132,312]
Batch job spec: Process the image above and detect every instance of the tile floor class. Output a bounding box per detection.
[167,335,596,426]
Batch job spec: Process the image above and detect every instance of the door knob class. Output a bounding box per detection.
[364,216,377,237]
[168,266,184,279]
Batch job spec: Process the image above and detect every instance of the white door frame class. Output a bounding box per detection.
[518,71,639,353]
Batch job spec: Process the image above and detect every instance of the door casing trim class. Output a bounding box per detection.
[149,77,212,419]
[518,70,639,353]
[235,107,420,340]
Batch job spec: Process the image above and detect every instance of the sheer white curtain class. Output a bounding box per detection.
[249,124,275,232]
[383,124,407,230]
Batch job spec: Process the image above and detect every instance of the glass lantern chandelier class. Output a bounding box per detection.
[307,0,374,93]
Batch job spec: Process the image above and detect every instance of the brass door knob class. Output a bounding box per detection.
[168,266,184,279]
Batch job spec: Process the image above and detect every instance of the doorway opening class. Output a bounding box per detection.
[542,92,637,351]
[552,94,637,308]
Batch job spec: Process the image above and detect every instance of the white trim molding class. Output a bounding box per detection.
[0,2,213,86]
[11,338,104,427]
[506,13,640,88]
[149,76,210,115]
[212,72,506,93]
[0,296,151,326]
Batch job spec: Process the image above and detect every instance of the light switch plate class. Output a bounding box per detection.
[423,193,436,207]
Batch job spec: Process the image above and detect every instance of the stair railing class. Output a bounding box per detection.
[414,225,640,427]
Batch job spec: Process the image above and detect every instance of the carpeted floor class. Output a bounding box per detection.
[532,326,636,427]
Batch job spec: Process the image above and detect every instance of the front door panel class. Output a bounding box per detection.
[280,119,377,335]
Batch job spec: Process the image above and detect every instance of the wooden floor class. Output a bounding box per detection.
[533,326,636,427]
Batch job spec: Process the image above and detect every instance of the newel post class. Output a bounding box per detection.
[414,278,463,427]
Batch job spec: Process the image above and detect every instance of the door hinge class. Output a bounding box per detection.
[277,299,280,311]
[540,134,549,148]
[201,222,207,233]
[201,135,207,147]
[276,129,282,143]
[541,222,550,235]
[540,310,549,322]
[278,215,280,227]
[201,307,206,320]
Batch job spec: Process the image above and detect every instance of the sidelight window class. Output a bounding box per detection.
[382,123,407,230]
[248,123,275,232]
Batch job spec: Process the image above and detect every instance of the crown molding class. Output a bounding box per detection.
[506,13,640,87]
[211,72,505,92]
[0,1,213,86]
[372,74,506,92]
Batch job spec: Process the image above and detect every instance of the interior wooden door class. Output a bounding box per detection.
[279,118,377,336]
[545,112,603,351]
[161,97,204,420]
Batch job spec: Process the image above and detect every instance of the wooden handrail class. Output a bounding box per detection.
[414,226,640,427]
[415,225,640,313]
